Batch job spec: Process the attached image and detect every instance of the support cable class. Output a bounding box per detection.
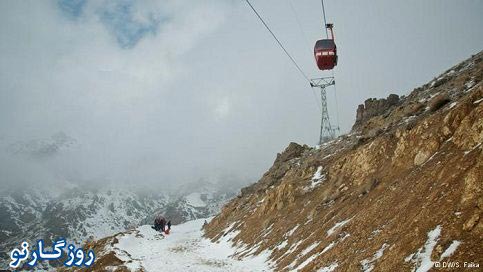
[311,88,322,112]
[287,0,312,54]
[332,71,341,132]
[286,0,321,111]
[245,0,310,82]
[320,0,329,38]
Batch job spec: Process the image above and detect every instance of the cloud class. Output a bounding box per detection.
[57,0,87,19]
[213,96,231,121]
[0,0,232,187]
[6,132,77,160]
[1,0,482,190]
[97,0,167,49]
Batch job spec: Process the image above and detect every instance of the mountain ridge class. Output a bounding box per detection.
[203,51,482,271]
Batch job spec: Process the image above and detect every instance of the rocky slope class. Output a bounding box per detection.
[204,52,482,271]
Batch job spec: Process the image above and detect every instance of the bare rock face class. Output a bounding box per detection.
[274,142,306,165]
[204,52,483,272]
[240,142,308,196]
[352,93,400,131]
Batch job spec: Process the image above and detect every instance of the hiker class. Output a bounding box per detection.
[153,214,166,232]
[164,220,172,234]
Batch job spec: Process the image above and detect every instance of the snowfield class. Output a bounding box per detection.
[112,218,272,272]
[185,192,207,207]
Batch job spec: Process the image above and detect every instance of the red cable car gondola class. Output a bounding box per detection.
[314,23,338,70]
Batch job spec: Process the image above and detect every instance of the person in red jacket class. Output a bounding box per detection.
[165,220,171,234]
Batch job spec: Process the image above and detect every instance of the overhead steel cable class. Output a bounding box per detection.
[285,0,321,112]
[320,0,329,38]
[331,70,341,131]
[244,0,310,82]
[287,0,312,54]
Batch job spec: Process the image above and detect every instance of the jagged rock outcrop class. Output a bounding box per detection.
[240,142,308,196]
[204,52,483,271]
[352,93,400,131]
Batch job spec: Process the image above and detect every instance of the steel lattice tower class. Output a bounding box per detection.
[310,77,338,145]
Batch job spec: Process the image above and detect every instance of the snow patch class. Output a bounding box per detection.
[294,251,321,271]
[185,192,207,207]
[464,81,478,93]
[464,142,482,155]
[318,262,338,272]
[276,240,288,250]
[299,242,320,257]
[286,225,299,237]
[370,229,382,239]
[287,241,321,271]
[404,225,441,272]
[327,218,352,236]
[306,166,326,190]
[261,224,274,238]
[473,97,483,104]
[465,80,475,90]
[440,241,461,260]
[284,239,304,256]
[321,241,335,254]
[220,222,241,244]
[360,243,389,272]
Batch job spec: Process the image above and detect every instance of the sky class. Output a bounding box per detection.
[0,0,482,190]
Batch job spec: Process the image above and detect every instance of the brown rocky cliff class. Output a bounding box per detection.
[352,93,400,131]
[204,52,483,271]
[240,142,308,196]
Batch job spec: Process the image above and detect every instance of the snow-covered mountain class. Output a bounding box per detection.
[0,180,240,267]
